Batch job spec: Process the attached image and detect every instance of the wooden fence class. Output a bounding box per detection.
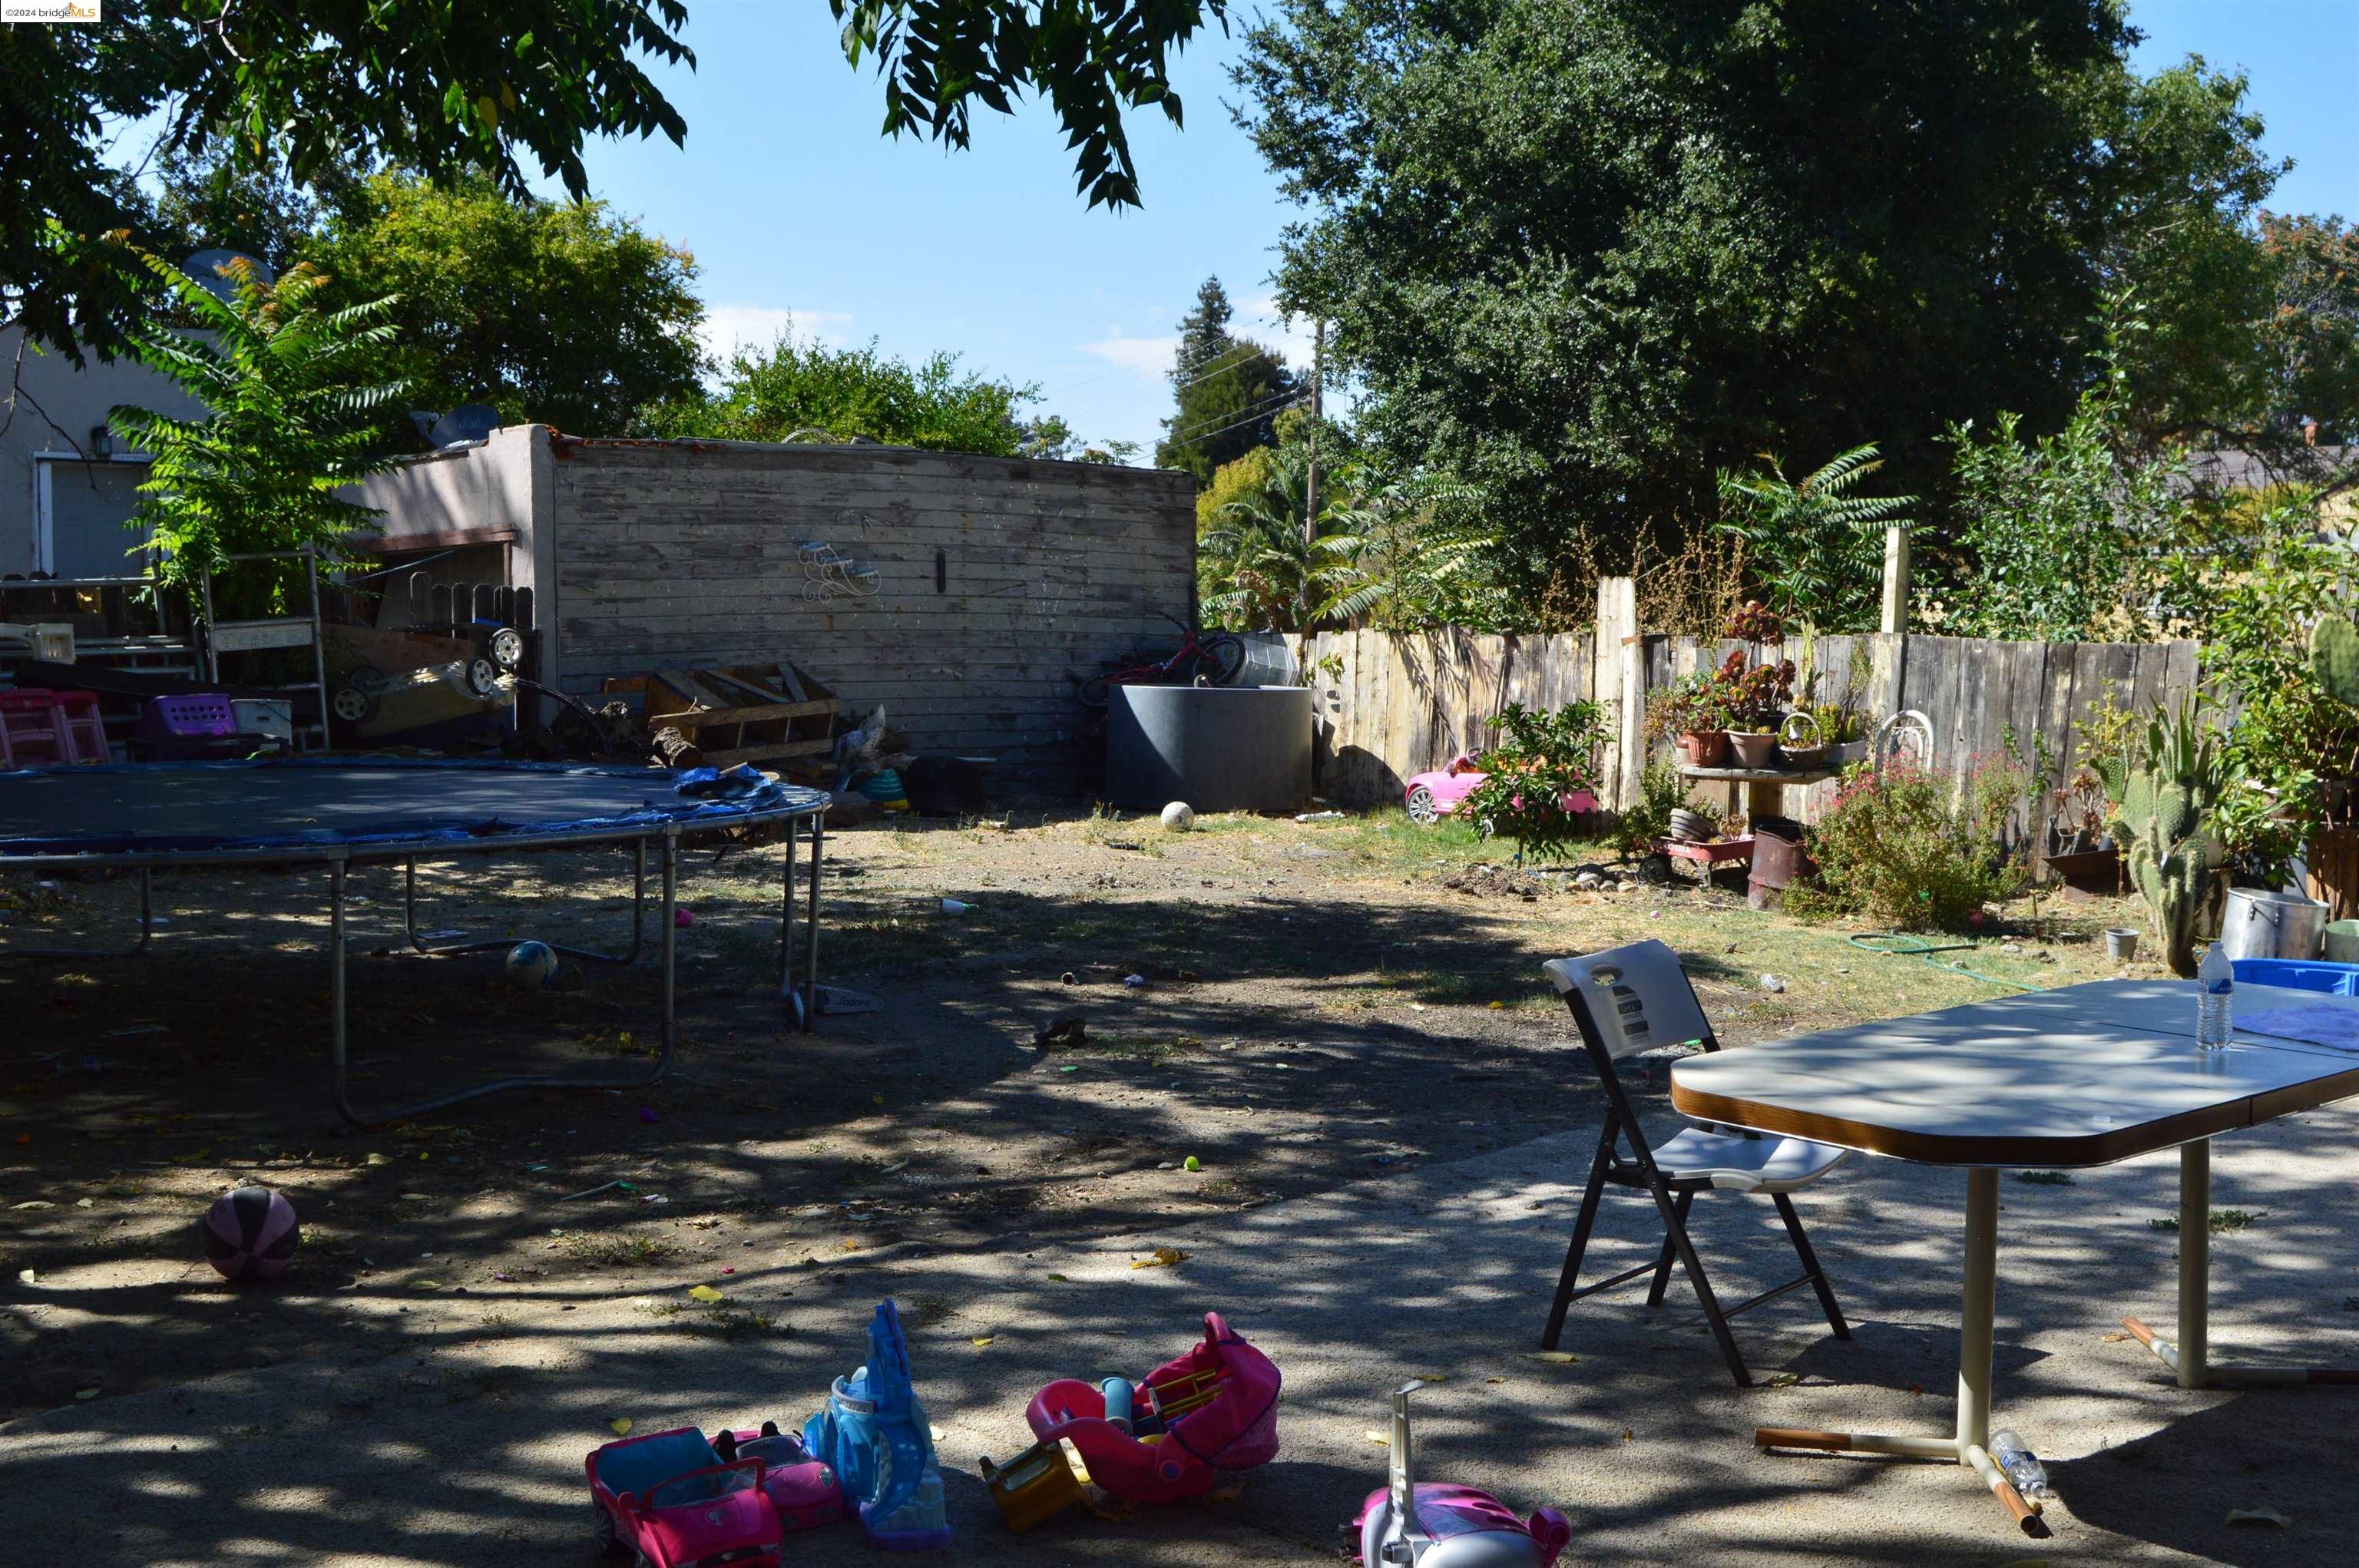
[1300,598,2202,825]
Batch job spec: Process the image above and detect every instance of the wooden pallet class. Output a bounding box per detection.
[601,662,838,769]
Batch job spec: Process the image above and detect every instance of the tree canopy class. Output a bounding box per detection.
[1232,0,2331,593]
[1155,277,1299,481]
[638,330,1039,455]
[302,171,706,438]
[3,1,1227,363]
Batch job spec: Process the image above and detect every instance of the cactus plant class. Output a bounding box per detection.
[2119,696,2228,976]
[2311,616,2359,706]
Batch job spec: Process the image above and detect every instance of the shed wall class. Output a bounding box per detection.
[544,439,1196,786]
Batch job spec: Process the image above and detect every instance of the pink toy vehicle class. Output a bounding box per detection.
[587,1426,779,1566]
[1023,1311,1281,1504]
[1356,1384,1570,1567]
[1404,754,1596,825]
[720,1422,849,1533]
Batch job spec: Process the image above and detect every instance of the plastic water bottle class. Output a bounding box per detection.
[2197,941,2233,1049]
[1987,1428,2051,1500]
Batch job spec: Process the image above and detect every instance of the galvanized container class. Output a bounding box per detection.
[2218,888,2329,963]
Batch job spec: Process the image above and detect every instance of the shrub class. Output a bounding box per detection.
[1791,760,2026,931]
[1463,700,1609,864]
[1614,759,1719,857]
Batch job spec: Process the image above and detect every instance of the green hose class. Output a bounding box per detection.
[1847,932,2045,994]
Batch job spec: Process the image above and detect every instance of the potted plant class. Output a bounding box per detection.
[1646,670,1732,766]
[2043,766,2122,893]
[1717,650,1795,770]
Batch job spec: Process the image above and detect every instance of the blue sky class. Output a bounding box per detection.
[538,2,2357,455]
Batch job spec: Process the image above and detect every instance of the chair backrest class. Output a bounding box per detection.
[1542,940,1715,1059]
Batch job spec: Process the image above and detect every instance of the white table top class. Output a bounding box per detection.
[1669,979,2359,1168]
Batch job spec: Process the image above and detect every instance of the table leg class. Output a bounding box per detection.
[802,813,824,1032]
[1757,1167,2040,1533]
[2120,1137,2358,1388]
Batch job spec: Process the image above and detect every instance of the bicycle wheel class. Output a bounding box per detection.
[1189,635,1249,687]
[1077,672,1114,707]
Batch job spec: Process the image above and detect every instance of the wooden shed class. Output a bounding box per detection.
[349,428,1198,786]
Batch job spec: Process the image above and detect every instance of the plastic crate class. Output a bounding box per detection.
[2229,958,2359,997]
[138,693,240,740]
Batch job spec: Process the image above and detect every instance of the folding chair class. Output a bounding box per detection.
[1540,940,1851,1386]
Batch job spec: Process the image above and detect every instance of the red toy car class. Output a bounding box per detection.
[1404,754,1597,825]
[589,1424,842,1566]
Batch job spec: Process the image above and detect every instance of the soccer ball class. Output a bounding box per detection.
[201,1186,299,1282]
[1160,801,1196,832]
[505,940,561,989]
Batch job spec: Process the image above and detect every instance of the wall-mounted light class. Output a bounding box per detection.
[88,425,113,458]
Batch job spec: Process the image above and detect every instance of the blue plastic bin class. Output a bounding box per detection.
[2229,958,2359,996]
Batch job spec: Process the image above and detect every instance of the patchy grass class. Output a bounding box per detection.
[2152,1209,2260,1234]
[561,1232,683,1268]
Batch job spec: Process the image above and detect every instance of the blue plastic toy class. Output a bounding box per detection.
[804,1300,951,1550]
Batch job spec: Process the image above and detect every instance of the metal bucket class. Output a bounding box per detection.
[2219,888,2329,963]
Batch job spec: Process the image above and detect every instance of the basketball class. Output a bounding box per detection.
[201,1186,299,1282]
[1160,801,1196,832]
[505,940,561,989]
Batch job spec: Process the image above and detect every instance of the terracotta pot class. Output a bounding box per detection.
[1725,730,1779,769]
[1677,729,1731,767]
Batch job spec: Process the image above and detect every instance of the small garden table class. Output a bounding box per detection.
[1675,762,1838,825]
[1669,978,2359,1531]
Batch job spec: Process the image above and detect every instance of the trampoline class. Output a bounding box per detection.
[0,757,830,1126]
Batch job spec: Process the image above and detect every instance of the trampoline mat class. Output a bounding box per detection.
[0,759,824,860]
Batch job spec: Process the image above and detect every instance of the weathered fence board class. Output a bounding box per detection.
[1302,621,2205,822]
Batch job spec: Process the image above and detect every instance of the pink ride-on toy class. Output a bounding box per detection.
[585,1426,779,1567]
[1025,1311,1281,1503]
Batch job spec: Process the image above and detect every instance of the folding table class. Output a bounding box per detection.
[1668,979,2359,1530]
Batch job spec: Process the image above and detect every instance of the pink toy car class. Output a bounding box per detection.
[587,1426,782,1566]
[723,1424,848,1534]
[1404,754,1597,825]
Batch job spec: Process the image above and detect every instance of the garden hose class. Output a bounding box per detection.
[1847,933,2045,994]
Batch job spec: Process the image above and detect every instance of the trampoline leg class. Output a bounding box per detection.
[660,826,678,1057]
[399,842,647,965]
[803,815,824,1033]
[0,866,156,961]
[330,857,358,1126]
[331,835,681,1128]
[779,819,796,1019]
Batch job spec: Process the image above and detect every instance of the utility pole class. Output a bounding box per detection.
[1304,317,1325,552]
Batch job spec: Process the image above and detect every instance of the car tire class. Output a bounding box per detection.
[591,1500,624,1557]
[1405,785,1439,824]
[330,686,374,724]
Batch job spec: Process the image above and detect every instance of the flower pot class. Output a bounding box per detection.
[2104,928,2139,962]
[1677,729,1730,767]
[1725,730,1779,769]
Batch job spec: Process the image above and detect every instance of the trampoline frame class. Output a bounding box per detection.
[2,761,829,1126]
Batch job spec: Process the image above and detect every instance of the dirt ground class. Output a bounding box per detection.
[1,804,2150,1428]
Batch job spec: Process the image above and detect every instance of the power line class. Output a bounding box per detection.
[1165,380,1311,445]
[1053,339,1302,426]
[1172,392,1311,450]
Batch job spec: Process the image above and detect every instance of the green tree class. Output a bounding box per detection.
[2090,58,2286,448]
[4,2,1227,364]
[1157,341,1299,482]
[1937,300,2187,640]
[639,329,1039,455]
[1715,445,1914,633]
[104,256,410,589]
[1173,277,1238,387]
[1232,1,2271,592]
[301,170,704,438]
[2256,214,2359,444]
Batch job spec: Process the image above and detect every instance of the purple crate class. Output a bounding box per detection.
[138,693,240,741]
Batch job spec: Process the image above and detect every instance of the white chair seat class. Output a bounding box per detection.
[1651,1127,1848,1193]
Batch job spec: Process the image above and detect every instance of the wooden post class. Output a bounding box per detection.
[1594,576,1639,810]
[1881,527,1911,635]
